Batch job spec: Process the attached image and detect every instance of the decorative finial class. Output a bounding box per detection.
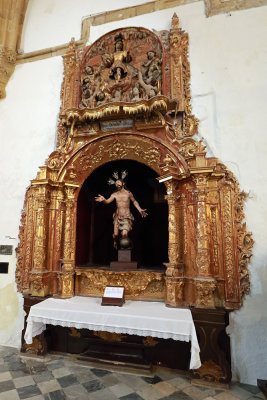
[172,13,179,30]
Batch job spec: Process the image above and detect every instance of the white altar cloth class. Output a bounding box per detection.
[24,296,201,370]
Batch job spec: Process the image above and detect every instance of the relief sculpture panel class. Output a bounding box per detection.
[80,28,163,109]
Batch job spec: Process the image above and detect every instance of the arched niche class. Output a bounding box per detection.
[75,159,168,269]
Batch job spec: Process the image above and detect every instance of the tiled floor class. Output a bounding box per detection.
[0,346,265,400]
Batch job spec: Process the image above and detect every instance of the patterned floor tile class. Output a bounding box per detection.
[0,388,20,400]
[0,380,15,393]
[115,373,148,391]
[56,374,78,388]
[160,392,193,400]
[82,378,105,393]
[33,371,54,384]
[101,372,120,387]
[47,362,65,372]
[62,383,89,399]
[14,375,35,389]
[0,346,265,400]
[17,385,42,399]
[183,385,214,400]
[87,387,119,400]
[156,369,183,381]
[238,383,261,395]
[44,389,66,400]
[0,366,9,374]
[91,368,112,378]
[0,372,12,383]
[228,384,257,400]
[51,368,70,379]
[10,369,30,379]
[75,370,96,384]
[153,381,177,397]
[38,380,61,394]
[167,376,191,390]
[141,375,163,385]
[247,397,266,400]
[27,396,45,400]
[215,392,241,400]
[109,382,135,397]
[119,393,145,400]
[136,384,165,400]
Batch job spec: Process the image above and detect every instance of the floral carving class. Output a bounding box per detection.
[107,141,128,159]
[76,270,164,298]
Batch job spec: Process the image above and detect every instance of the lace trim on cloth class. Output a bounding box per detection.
[24,297,201,370]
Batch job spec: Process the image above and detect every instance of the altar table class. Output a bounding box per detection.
[24,296,201,370]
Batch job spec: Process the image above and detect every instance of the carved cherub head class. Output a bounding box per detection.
[114,33,124,51]
[95,91,105,103]
[84,65,94,75]
[147,50,156,60]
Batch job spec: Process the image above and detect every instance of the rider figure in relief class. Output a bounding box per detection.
[95,171,147,248]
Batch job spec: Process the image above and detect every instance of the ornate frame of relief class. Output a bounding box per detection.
[16,15,253,310]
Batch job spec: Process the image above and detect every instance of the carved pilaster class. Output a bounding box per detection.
[164,179,180,277]
[170,13,184,110]
[29,185,50,296]
[163,177,186,307]
[20,189,35,292]
[166,277,184,307]
[165,277,185,307]
[60,184,79,298]
[210,206,220,277]
[48,186,65,294]
[220,185,239,305]
[193,174,211,278]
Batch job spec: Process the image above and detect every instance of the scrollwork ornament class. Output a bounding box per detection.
[46,151,65,170]
[107,140,128,159]
[179,138,206,159]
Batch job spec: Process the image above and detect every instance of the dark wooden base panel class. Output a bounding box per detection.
[22,296,231,383]
[191,308,231,385]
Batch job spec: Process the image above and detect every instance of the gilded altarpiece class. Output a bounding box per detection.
[16,15,253,314]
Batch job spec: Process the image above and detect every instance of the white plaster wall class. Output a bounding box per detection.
[0,0,266,385]
[0,56,62,346]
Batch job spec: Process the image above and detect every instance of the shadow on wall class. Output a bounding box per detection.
[228,264,267,384]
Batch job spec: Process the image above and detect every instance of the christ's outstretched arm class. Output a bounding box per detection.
[129,192,148,217]
[95,194,115,204]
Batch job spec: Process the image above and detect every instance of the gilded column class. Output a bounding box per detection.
[59,184,78,298]
[220,185,239,306]
[193,174,216,308]
[164,179,185,307]
[20,189,35,292]
[30,185,50,296]
[169,13,184,109]
[48,186,65,295]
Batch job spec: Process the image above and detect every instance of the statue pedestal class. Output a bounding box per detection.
[110,249,137,270]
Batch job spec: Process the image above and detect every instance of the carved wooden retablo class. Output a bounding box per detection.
[16,15,253,310]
